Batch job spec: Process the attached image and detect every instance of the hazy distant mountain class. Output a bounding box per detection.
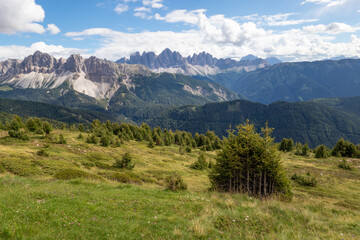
[240,54,259,61]
[229,59,360,104]
[265,57,282,65]
[117,49,270,76]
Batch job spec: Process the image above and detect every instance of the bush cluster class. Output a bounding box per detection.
[291,173,317,187]
[278,138,294,152]
[190,154,208,170]
[331,138,359,158]
[165,172,187,191]
[338,159,352,170]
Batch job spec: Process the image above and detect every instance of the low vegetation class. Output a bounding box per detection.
[0,116,359,239]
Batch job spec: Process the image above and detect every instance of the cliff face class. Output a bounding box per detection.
[0,51,153,99]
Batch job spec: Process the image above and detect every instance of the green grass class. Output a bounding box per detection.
[0,130,359,239]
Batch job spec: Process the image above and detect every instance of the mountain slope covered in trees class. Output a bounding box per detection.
[147,99,360,147]
[219,59,360,104]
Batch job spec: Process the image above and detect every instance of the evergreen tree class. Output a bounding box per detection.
[114,153,135,170]
[301,143,310,156]
[209,121,291,198]
[42,121,52,135]
[190,154,207,170]
[58,134,67,144]
[148,138,155,148]
[315,145,329,158]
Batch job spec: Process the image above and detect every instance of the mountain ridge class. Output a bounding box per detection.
[0,51,240,109]
[117,48,271,75]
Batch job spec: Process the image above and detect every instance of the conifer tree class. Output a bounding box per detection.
[209,121,291,198]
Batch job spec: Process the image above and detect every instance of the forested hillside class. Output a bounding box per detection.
[148,99,360,147]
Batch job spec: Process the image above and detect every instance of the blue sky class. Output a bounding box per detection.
[0,0,360,61]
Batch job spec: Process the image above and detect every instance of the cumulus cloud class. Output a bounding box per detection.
[63,7,360,63]
[156,10,268,45]
[114,4,129,14]
[303,22,358,34]
[0,0,46,34]
[46,24,61,35]
[0,42,89,61]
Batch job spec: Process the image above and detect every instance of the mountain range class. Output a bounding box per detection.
[0,51,239,108]
[1,50,360,147]
[228,59,360,104]
[117,49,275,75]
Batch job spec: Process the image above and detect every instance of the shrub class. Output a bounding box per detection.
[78,124,85,132]
[190,154,207,170]
[58,134,67,144]
[279,138,294,152]
[54,169,101,180]
[94,161,112,170]
[331,138,358,158]
[338,159,352,170]
[8,115,23,131]
[86,134,98,144]
[8,130,29,140]
[107,172,141,184]
[77,133,84,139]
[113,153,135,170]
[42,121,52,135]
[291,173,317,187]
[148,138,155,148]
[315,145,329,158]
[25,118,40,132]
[295,143,310,156]
[165,172,187,191]
[36,149,49,157]
[100,134,110,147]
[209,121,291,198]
[0,163,5,174]
[185,146,192,153]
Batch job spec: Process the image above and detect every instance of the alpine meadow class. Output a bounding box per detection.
[1,0,360,239]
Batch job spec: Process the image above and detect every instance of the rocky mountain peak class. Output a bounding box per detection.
[187,52,217,66]
[157,48,186,68]
[64,54,85,72]
[20,51,57,73]
[116,48,271,75]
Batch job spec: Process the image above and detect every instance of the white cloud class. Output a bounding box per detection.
[303,22,358,34]
[114,4,129,14]
[0,0,46,34]
[263,13,318,26]
[64,7,360,63]
[301,0,348,7]
[134,12,153,19]
[46,24,61,35]
[134,7,151,12]
[143,0,163,9]
[0,42,89,61]
[156,10,268,45]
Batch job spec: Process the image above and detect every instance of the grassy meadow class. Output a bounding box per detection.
[0,129,359,239]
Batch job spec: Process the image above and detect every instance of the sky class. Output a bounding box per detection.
[0,0,360,62]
